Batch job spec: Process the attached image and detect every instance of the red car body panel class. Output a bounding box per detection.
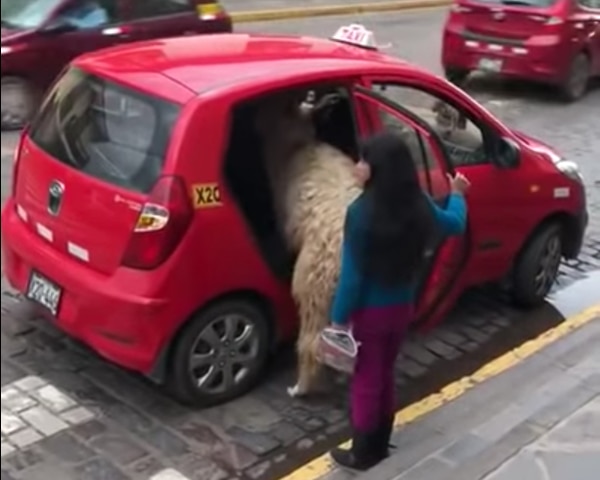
[442,0,600,84]
[0,32,588,382]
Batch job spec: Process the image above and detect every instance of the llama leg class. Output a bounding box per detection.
[288,244,337,397]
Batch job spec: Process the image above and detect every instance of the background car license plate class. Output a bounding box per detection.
[26,271,62,315]
[478,58,503,72]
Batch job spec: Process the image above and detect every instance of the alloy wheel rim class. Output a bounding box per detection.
[1,82,32,127]
[189,314,260,394]
[534,236,562,297]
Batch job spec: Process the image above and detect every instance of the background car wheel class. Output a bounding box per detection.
[444,68,469,87]
[511,224,563,308]
[560,53,590,102]
[1,77,39,131]
[166,299,271,406]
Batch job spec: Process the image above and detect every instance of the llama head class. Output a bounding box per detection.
[254,90,316,153]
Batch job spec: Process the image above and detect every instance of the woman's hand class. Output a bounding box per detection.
[447,172,471,195]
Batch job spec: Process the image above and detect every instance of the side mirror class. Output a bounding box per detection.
[494,137,520,169]
[42,17,76,35]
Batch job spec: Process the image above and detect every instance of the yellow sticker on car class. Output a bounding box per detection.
[192,183,222,208]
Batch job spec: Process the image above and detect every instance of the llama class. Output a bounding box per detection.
[254,91,361,396]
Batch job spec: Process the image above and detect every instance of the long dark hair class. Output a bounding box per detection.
[357,131,434,287]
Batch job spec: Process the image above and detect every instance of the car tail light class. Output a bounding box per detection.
[121,175,193,270]
[11,129,27,197]
[193,0,226,20]
[451,4,472,13]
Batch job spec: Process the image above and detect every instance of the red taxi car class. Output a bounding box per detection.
[0,25,588,406]
[1,0,232,129]
[442,0,600,100]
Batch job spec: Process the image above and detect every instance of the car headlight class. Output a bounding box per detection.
[555,159,583,183]
[1,46,13,55]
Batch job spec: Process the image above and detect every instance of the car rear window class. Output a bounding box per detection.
[29,67,181,193]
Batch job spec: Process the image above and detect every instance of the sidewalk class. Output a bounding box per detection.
[358,315,599,480]
[222,0,424,12]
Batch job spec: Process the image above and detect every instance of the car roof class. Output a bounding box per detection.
[74,33,417,103]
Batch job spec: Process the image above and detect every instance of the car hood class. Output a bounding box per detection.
[513,129,562,164]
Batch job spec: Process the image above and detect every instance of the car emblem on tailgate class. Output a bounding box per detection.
[48,180,64,216]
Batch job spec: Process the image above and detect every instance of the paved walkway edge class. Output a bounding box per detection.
[280,303,600,480]
[231,0,451,23]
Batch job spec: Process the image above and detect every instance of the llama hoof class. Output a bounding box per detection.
[287,384,306,398]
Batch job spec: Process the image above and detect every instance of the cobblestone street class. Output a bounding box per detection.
[2,7,599,480]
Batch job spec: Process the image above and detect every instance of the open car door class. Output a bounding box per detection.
[353,87,470,330]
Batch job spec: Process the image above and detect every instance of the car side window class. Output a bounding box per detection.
[129,0,193,19]
[371,83,488,168]
[58,0,119,29]
[579,0,600,8]
[359,97,449,197]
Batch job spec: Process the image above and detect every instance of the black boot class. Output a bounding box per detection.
[376,415,396,459]
[330,429,381,471]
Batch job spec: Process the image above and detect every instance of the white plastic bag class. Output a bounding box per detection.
[316,327,360,374]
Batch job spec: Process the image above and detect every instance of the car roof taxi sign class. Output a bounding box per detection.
[331,24,378,50]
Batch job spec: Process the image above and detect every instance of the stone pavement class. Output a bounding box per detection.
[350,316,600,480]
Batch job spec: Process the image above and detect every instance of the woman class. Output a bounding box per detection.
[329,131,470,470]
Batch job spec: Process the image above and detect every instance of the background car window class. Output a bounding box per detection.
[29,68,180,193]
[58,0,119,29]
[1,0,63,29]
[129,0,193,19]
[371,83,487,167]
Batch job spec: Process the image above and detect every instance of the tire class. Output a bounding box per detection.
[1,77,40,131]
[166,299,271,406]
[444,68,469,87]
[511,224,563,308]
[560,53,590,102]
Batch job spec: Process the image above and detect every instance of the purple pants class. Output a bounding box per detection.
[350,304,413,431]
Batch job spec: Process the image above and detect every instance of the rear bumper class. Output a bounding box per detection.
[1,198,172,375]
[442,29,571,85]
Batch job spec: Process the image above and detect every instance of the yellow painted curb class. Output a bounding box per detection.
[231,0,452,23]
[280,304,600,479]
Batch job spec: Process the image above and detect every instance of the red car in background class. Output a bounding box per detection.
[1,0,232,129]
[442,0,600,101]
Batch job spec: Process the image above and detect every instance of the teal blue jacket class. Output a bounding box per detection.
[330,193,467,325]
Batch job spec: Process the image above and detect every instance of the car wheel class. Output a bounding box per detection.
[166,299,271,406]
[1,77,39,131]
[511,224,563,308]
[444,68,469,87]
[560,53,590,102]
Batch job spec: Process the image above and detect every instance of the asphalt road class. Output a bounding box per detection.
[1,8,599,480]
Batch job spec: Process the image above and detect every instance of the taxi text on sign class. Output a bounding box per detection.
[192,183,222,208]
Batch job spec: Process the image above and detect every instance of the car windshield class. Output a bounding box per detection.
[1,0,63,29]
[29,67,181,193]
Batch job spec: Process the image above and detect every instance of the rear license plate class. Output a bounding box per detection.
[478,58,503,72]
[26,271,62,315]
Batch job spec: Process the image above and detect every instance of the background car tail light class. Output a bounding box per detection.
[450,3,472,13]
[193,0,226,20]
[121,175,193,270]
